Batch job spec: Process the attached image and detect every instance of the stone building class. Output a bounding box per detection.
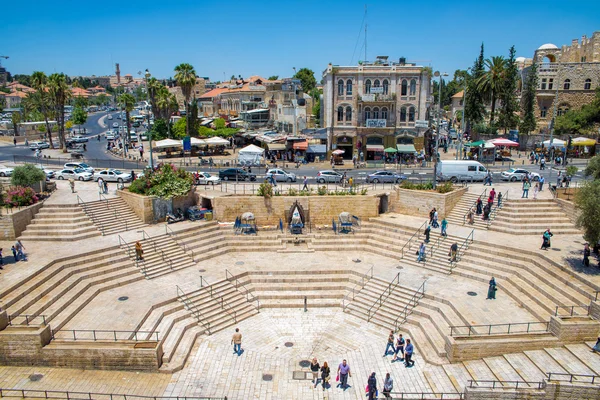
[521,31,600,129]
[322,57,432,160]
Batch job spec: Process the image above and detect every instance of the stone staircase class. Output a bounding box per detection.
[445,189,491,230]
[81,197,146,235]
[489,199,581,235]
[18,204,101,241]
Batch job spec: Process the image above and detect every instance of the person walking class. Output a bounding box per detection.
[539,176,545,191]
[417,242,426,262]
[97,178,104,195]
[383,330,395,356]
[0,248,3,270]
[476,198,483,215]
[424,225,431,243]
[497,192,503,208]
[432,208,439,228]
[337,359,351,390]
[448,242,458,262]
[302,176,308,191]
[489,188,496,203]
[69,178,75,193]
[541,229,553,250]
[592,337,600,353]
[584,243,591,267]
[310,358,320,388]
[467,209,475,225]
[522,180,531,198]
[231,328,242,356]
[382,373,394,399]
[15,240,26,261]
[366,372,377,400]
[392,334,405,362]
[487,277,498,299]
[320,362,330,391]
[404,339,415,367]
[429,208,435,224]
[441,218,448,237]
[135,241,144,261]
[556,171,562,188]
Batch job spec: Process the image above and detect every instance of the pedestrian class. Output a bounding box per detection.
[383,330,395,356]
[533,182,539,199]
[489,187,496,203]
[231,328,242,356]
[428,208,435,224]
[348,176,353,187]
[467,209,475,225]
[424,225,431,243]
[383,372,394,399]
[497,192,503,208]
[417,242,426,262]
[476,198,483,215]
[98,177,104,194]
[310,358,320,388]
[131,171,136,181]
[337,359,351,390]
[441,218,448,237]
[11,246,18,262]
[404,339,415,367]
[487,277,498,299]
[392,333,405,361]
[592,337,600,353]
[69,178,75,193]
[15,240,26,261]
[13,137,17,146]
[366,372,377,400]
[522,180,530,198]
[302,176,308,191]
[482,203,491,220]
[448,242,458,262]
[103,180,108,194]
[432,208,439,228]
[0,248,4,270]
[556,171,562,188]
[139,145,144,160]
[135,241,144,260]
[540,157,546,170]
[320,361,330,391]
[584,243,591,267]
[541,229,553,250]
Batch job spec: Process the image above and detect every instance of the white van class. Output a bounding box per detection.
[438,160,488,182]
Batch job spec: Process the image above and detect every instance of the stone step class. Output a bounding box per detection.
[488,226,581,235]
[503,352,547,382]
[565,344,600,375]
[18,232,102,241]
[463,359,497,382]
[545,347,595,376]
[442,363,473,391]
[483,356,526,384]
[524,349,568,375]
[159,327,204,373]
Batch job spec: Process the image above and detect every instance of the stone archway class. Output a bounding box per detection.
[286,200,308,226]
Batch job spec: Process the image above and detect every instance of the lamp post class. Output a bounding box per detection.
[433,71,448,188]
[548,62,560,179]
[457,68,471,160]
[144,69,154,170]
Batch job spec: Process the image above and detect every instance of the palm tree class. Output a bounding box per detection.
[48,73,71,150]
[118,93,136,142]
[477,56,507,124]
[11,111,21,138]
[147,77,163,118]
[30,71,55,148]
[155,87,178,138]
[174,63,197,137]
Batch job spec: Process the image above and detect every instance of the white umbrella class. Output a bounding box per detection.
[205,136,230,146]
[155,139,182,149]
[332,149,345,155]
[543,139,566,148]
[190,137,206,145]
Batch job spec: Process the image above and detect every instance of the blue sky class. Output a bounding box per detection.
[2,0,599,82]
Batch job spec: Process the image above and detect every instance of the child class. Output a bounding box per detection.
[11,246,18,262]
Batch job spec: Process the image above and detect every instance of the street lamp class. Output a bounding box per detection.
[433,71,448,188]
[144,69,154,170]
[457,67,471,160]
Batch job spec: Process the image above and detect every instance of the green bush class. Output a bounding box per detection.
[436,182,454,194]
[360,188,368,195]
[566,165,579,177]
[287,188,298,196]
[6,186,38,207]
[128,164,193,199]
[400,181,434,191]
[317,186,327,196]
[257,182,273,198]
[11,164,46,187]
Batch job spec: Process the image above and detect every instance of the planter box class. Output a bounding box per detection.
[394,186,467,218]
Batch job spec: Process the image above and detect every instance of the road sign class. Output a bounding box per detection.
[183,136,191,151]
[415,120,429,129]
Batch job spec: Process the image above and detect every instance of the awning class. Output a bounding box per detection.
[190,137,206,145]
[366,144,384,152]
[155,139,182,149]
[268,143,286,151]
[572,137,596,146]
[205,136,230,146]
[307,145,326,154]
[543,139,566,148]
[397,144,417,153]
[293,141,308,151]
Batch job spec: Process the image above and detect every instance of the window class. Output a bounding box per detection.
[400,107,407,122]
[408,107,415,122]
[381,107,388,120]
[346,79,353,95]
[548,78,554,90]
[468,166,476,172]
[365,79,372,94]
[383,80,389,95]
[364,107,371,120]
[541,78,547,90]
[338,80,344,96]
[409,79,417,95]
[373,107,379,119]
[337,106,344,121]
[346,106,352,121]
[563,79,571,90]
[374,79,381,88]
[479,166,486,172]
[585,79,592,90]
[557,105,570,116]
[401,80,408,96]
[540,107,547,118]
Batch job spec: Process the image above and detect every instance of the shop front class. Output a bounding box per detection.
[365,136,384,161]
[335,136,355,160]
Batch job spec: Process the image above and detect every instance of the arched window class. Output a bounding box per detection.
[400,107,407,122]
[346,106,352,121]
[409,79,417,95]
[584,79,592,90]
[381,107,388,120]
[557,104,570,117]
[364,107,371,121]
[338,80,344,96]
[408,107,415,122]
[365,79,372,94]
[401,80,408,96]
[563,79,571,90]
[383,80,389,95]
[374,79,381,88]
[373,107,380,119]
[346,80,353,95]
[337,106,344,121]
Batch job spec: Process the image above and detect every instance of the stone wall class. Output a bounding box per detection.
[393,186,468,218]
[590,301,600,320]
[544,382,600,399]
[0,201,44,239]
[118,189,156,224]
[548,315,600,342]
[464,386,545,400]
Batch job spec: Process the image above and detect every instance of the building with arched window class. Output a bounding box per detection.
[322,57,432,159]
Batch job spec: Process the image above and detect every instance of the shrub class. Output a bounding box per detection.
[400,181,434,190]
[436,182,454,194]
[128,164,193,199]
[360,188,368,195]
[11,164,46,187]
[566,165,579,177]
[257,182,273,198]
[6,186,38,207]
[287,188,298,196]
[317,186,328,196]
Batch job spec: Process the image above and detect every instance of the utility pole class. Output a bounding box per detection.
[145,69,154,169]
[548,62,560,179]
[433,71,448,188]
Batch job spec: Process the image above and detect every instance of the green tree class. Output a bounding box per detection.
[477,55,507,124]
[575,180,600,244]
[293,68,317,93]
[520,62,538,135]
[312,96,321,126]
[11,111,21,137]
[465,44,487,130]
[118,93,136,142]
[48,73,71,150]
[11,164,46,187]
[174,63,197,138]
[150,118,169,140]
[584,155,600,180]
[268,75,279,80]
[72,106,88,134]
[0,95,5,113]
[213,118,226,129]
[497,46,520,133]
[188,98,200,135]
[33,72,62,149]
[555,87,600,135]
[171,118,187,139]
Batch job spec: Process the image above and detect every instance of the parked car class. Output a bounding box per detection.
[366,170,407,183]
[96,169,132,183]
[29,141,50,150]
[500,168,541,182]
[64,162,94,174]
[107,115,113,120]
[218,168,256,181]
[266,168,297,182]
[437,160,488,182]
[0,165,14,177]
[195,171,220,185]
[113,122,119,128]
[56,168,93,181]
[316,170,343,183]
[71,135,89,143]
[35,164,55,179]
[106,132,117,140]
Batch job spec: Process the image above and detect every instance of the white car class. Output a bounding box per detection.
[29,141,50,150]
[64,162,94,174]
[107,115,113,120]
[267,168,297,182]
[71,135,89,143]
[500,168,541,182]
[113,122,119,128]
[0,165,14,177]
[106,132,117,140]
[316,170,343,183]
[96,169,132,183]
[56,168,93,181]
[195,172,220,185]
[35,165,55,179]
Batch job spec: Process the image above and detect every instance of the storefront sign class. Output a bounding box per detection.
[415,120,429,129]
[370,87,384,94]
[366,119,387,128]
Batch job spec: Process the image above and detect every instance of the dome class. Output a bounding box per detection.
[538,43,558,50]
[515,57,526,63]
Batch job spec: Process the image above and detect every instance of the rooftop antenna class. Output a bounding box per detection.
[364,4,367,62]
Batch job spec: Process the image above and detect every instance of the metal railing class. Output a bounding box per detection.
[366,272,400,322]
[119,235,147,277]
[394,279,427,328]
[51,329,159,342]
[450,321,550,337]
[463,188,487,225]
[141,230,173,271]
[428,234,446,259]
[100,193,128,232]
[400,220,428,259]
[166,225,196,262]
[0,388,228,400]
[7,314,47,326]
[341,266,374,310]
[595,290,600,302]
[386,393,463,399]
[77,195,105,235]
[449,229,474,272]
[225,270,260,311]
[176,285,211,334]
[554,305,590,317]
[467,380,544,390]
[486,189,508,226]
[546,372,600,384]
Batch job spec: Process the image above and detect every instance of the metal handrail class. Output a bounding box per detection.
[595,290,600,302]
[7,314,47,326]
[400,220,427,259]
[429,234,446,258]
[463,188,487,225]
[166,224,196,262]
[387,393,464,399]
[450,321,550,337]
[0,388,228,400]
[141,230,174,270]
[546,372,600,384]
[78,195,105,235]
[176,285,211,334]
[118,235,132,257]
[449,229,474,272]
[467,380,544,390]
[225,269,260,311]
[366,272,400,322]
[554,305,590,317]
[51,329,159,342]
[394,279,427,328]
[341,266,374,310]
[99,193,129,232]
[486,189,508,226]
[119,235,148,277]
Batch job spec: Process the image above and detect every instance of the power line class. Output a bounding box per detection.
[350,7,367,65]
